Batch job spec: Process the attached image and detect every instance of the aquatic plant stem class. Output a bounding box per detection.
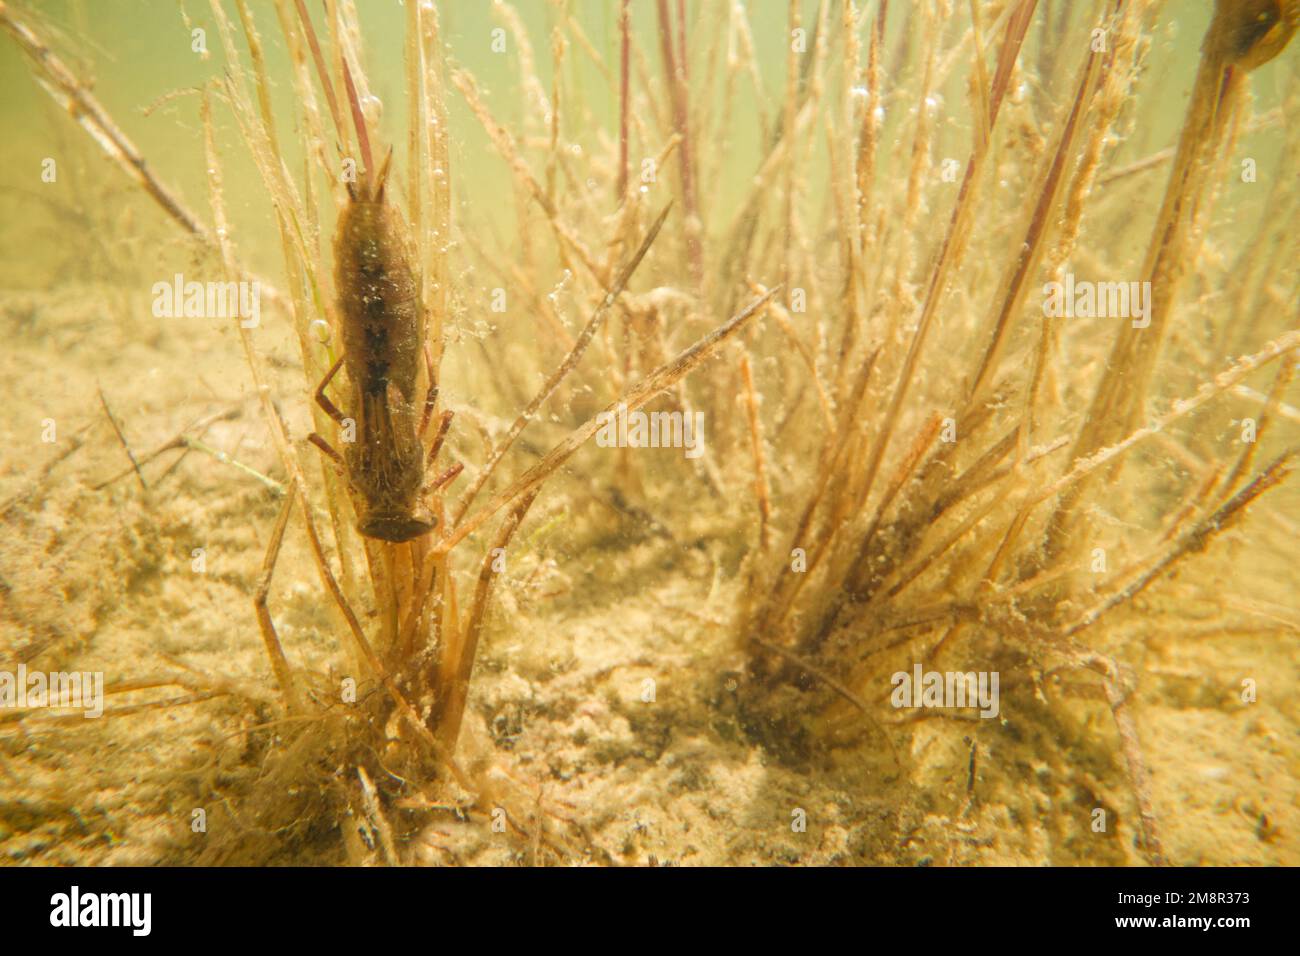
[452,202,674,527]
[1050,0,1299,556]
[436,287,780,557]
[0,3,210,240]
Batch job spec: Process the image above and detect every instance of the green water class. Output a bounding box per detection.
[1,2,1266,290]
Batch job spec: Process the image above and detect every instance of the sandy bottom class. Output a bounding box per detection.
[1,285,1296,866]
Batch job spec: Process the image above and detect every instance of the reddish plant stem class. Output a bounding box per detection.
[617,0,630,202]
[654,0,703,288]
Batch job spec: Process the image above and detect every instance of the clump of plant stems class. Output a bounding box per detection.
[213,0,781,861]
[735,0,1298,866]
[2,0,780,862]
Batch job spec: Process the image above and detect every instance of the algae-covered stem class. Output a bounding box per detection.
[451,202,675,528]
[432,286,781,568]
[425,285,780,754]
[617,0,631,201]
[654,0,704,291]
[1050,0,1298,554]
[0,1,207,240]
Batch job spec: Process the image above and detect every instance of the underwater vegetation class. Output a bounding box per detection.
[0,0,1296,867]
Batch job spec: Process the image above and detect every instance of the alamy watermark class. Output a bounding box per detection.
[50,886,151,936]
[0,665,104,718]
[1042,272,1151,328]
[595,403,705,459]
[151,273,260,328]
[890,664,1000,719]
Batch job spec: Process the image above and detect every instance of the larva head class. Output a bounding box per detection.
[358,507,437,543]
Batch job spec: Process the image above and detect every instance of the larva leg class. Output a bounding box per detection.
[427,462,464,493]
[420,406,460,494]
[308,432,345,470]
[418,344,439,439]
[425,410,454,466]
[314,355,347,425]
